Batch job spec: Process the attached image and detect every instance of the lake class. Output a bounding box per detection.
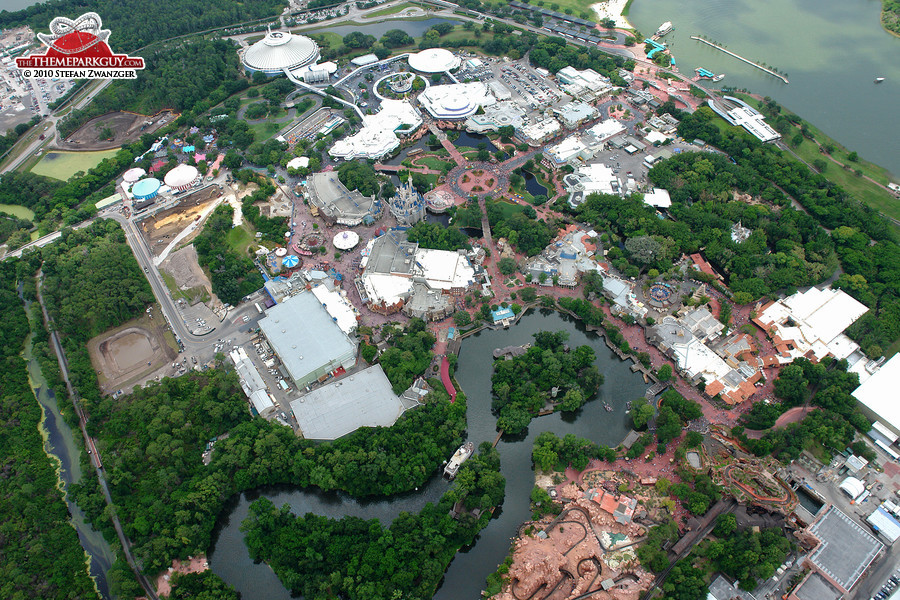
[629,0,900,175]
[208,309,647,598]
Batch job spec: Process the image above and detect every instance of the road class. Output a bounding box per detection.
[1,77,115,173]
[36,274,159,600]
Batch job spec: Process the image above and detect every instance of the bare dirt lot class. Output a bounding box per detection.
[87,307,178,395]
[160,245,214,305]
[139,186,222,257]
[59,109,176,151]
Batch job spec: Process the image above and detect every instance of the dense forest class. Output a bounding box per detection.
[486,199,556,257]
[70,363,467,573]
[531,431,617,472]
[578,157,838,300]
[194,204,264,305]
[376,318,437,394]
[659,514,792,599]
[242,443,505,600]
[0,260,99,599]
[38,220,154,407]
[238,176,288,245]
[733,357,872,461]
[662,105,900,356]
[0,0,284,52]
[58,38,247,139]
[492,331,603,433]
[406,221,471,251]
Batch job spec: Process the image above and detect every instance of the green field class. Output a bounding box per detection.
[226,224,255,255]
[30,150,119,181]
[365,2,415,18]
[493,199,526,219]
[0,204,35,220]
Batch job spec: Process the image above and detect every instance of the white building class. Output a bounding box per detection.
[564,162,621,208]
[754,287,869,365]
[519,117,561,145]
[310,283,360,335]
[556,66,615,101]
[853,354,900,438]
[230,347,277,418]
[643,188,672,208]
[329,99,422,160]
[417,82,495,119]
[545,137,589,167]
[708,96,780,143]
[553,101,598,129]
[465,101,527,134]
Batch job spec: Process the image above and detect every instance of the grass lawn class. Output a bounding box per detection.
[492,200,526,219]
[532,0,597,19]
[30,149,119,181]
[249,120,283,140]
[0,204,35,220]
[226,224,255,255]
[365,2,414,18]
[415,155,455,171]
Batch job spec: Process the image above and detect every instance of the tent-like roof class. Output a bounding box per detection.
[242,30,319,74]
[839,476,865,499]
[164,164,199,188]
[407,48,460,73]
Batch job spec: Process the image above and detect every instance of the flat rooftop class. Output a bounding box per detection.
[289,365,406,440]
[258,292,357,385]
[808,505,882,591]
[793,572,842,600]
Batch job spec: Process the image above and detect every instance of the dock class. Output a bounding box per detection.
[690,36,789,84]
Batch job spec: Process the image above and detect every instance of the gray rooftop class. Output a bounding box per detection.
[307,172,376,222]
[259,292,357,384]
[289,364,406,440]
[366,231,417,275]
[793,572,842,600]
[808,505,883,591]
[707,575,758,600]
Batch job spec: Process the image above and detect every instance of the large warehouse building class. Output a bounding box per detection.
[417,82,496,120]
[853,353,900,441]
[289,364,409,440]
[258,292,358,389]
[329,99,422,161]
[304,172,380,226]
[241,29,320,76]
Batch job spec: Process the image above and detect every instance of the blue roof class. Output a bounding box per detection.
[491,307,515,322]
[560,252,576,260]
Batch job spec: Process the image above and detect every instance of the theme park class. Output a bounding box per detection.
[2,1,900,600]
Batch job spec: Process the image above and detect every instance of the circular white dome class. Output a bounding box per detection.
[123,167,145,183]
[333,231,360,251]
[407,48,460,73]
[243,30,320,75]
[164,164,199,189]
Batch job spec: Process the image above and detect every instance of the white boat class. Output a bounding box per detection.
[875,77,885,83]
[656,21,674,37]
[443,441,475,479]
[712,74,725,82]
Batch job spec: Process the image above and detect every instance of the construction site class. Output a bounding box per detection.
[59,110,176,151]
[137,184,223,258]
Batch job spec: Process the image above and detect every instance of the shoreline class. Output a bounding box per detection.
[591,0,634,30]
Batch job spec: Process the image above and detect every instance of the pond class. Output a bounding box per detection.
[522,171,548,198]
[315,18,459,41]
[209,309,648,599]
[452,131,498,151]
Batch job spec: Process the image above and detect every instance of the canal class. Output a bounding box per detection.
[23,331,116,599]
[628,0,900,175]
[209,309,647,598]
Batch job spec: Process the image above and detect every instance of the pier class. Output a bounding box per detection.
[690,36,789,84]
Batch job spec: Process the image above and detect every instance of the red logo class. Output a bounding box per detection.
[16,12,144,75]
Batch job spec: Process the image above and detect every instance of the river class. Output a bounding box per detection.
[208,309,647,598]
[628,0,900,176]
[22,331,116,599]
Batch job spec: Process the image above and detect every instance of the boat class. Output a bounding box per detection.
[656,21,674,37]
[626,400,633,410]
[875,77,885,83]
[603,402,613,412]
[443,441,475,479]
[712,74,725,82]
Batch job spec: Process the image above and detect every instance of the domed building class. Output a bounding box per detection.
[242,29,320,76]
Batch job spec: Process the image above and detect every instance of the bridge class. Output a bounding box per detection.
[643,39,667,59]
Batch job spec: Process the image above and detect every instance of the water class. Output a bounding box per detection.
[425,212,452,227]
[317,18,457,40]
[522,171,548,197]
[23,333,115,599]
[452,131,498,151]
[796,486,824,516]
[629,0,900,175]
[209,309,647,598]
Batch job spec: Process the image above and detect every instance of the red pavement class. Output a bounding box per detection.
[440,356,456,403]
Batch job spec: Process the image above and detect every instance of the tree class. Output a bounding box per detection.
[380,29,414,48]
[223,150,242,170]
[453,310,472,327]
[631,397,654,429]
[656,363,673,381]
[625,235,662,265]
[498,257,517,275]
[848,151,859,162]
[812,158,828,172]
[343,31,376,49]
